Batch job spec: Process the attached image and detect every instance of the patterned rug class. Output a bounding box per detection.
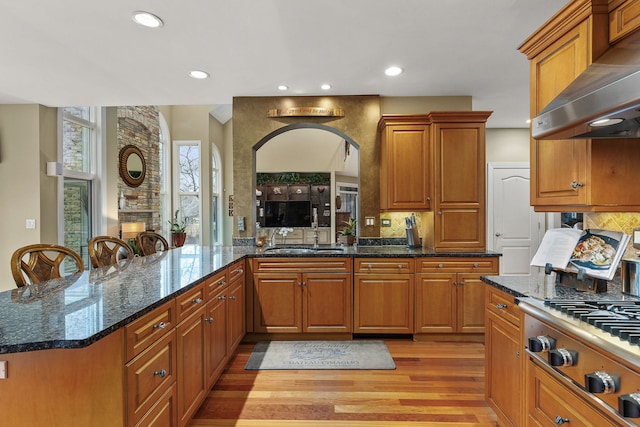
[244,340,396,370]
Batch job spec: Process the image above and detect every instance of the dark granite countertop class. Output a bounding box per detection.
[481,274,640,303]
[0,244,499,354]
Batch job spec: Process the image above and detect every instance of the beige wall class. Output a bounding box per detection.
[0,105,57,290]
[486,128,530,163]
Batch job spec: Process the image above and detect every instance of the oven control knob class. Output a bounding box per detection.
[585,371,619,394]
[619,393,640,418]
[548,348,577,367]
[528,335,556,352]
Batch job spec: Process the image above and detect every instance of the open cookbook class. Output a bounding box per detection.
[530,228,630,281]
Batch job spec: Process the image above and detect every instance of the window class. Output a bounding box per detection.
[211,144,222,245]
[60,107,101,268]
[158,113,171,237]
[173,141,201,244]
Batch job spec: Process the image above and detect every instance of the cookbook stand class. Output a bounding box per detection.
[544,263,608,293]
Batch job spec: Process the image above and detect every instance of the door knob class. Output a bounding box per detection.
[495,232,502,237]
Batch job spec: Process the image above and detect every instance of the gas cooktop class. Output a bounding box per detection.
[545,300,640,346]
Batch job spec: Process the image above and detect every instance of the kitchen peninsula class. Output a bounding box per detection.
[0,244,498,426]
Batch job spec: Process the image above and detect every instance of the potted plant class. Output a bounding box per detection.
[337,218,357,246]
[169,209,188,247]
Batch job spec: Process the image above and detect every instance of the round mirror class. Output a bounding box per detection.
[119,145,146,187]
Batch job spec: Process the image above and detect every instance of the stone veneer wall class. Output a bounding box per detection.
[117,106,161,231]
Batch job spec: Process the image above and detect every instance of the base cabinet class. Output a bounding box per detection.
[415,258,498,334]
[485,286,524,427]
[353,258,414,334]
[252,258,352,333]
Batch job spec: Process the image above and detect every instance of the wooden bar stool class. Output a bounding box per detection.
[88,236,135,268]
[11,244,84,288]
[136,232,170,256]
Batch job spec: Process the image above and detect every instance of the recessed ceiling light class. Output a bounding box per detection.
[278,85,288,91]
[385,66,403,76]
[189,70,210,79]
[321,84,331,90]
[132,11,164,28]
[526,119,531,124]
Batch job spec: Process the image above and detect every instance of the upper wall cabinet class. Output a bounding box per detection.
[609,0,640,43]
[378,112,491,251]
[378,115,432,211]
[519,0,640,212]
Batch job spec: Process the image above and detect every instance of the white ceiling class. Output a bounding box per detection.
[0,0,567,128]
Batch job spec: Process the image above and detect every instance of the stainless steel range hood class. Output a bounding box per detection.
[532,31,640,140]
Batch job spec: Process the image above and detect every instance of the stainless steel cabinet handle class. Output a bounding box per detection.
[153,322,166,329]
[438,263,443,268]
[459,280,464,286]
[234,268,244,273]
[229,296,236,300]
[205,317,214,323]
[437,211,442,215]
[153,369,167,378]
[426,196,431,201]
[473,263,479,268]
[570,181,583,189]
[554,415,570,424]
[217,280,226,286]
[495,232,502,237]
[218,295,226,300]
[496,303,507,309]
[397,264,403,269]
[192,298,203,304]
[453,282,458,286]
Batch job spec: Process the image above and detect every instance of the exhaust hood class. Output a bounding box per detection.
[532,31,640,140]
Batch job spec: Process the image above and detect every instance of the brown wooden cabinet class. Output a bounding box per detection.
[609,0,640,42]
[378,116,432,211]
[485,285,524,427]
[176,284,207,427]
[252,258,352,333]
[526,357,622,426]
[353,258,414,334]
[227,260,246,351]
[518,0,640,211]
[378,112,491,251]
[415,257,498,335]
[431,113,490,251]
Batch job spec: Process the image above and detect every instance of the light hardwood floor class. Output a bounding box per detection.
[189,339,498,426]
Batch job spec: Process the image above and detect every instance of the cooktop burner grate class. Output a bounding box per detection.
[545,300,640,346]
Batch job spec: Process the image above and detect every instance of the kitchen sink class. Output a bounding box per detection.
[263,247,345,254]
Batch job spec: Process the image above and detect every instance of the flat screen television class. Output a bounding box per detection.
[264,200,312,227]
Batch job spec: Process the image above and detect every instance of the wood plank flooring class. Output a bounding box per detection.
[189,339,498,426]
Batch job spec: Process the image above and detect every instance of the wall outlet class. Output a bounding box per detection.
[381,218,392,227]
[26,219,36,229]
[237,216,245,231]
[0,360,7,379]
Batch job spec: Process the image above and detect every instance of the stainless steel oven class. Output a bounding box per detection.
[519,298,640,426]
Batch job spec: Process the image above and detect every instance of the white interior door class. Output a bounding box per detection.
[487,163,544,276]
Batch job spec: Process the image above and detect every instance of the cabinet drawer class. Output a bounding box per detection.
[204,270,227,301]
[135,383,177,427]
[527,358,621,427]
[253,257,352,273]
[354,258,414,274]
[228,260,245,283]
[126,300,177,361]
[417,257,497,273]
[126,329,177,427]
[176,283,206,323]
[485,286,521,328]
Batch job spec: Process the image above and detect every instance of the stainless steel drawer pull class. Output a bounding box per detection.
[218,295,226,300]
[438,263,443,268]
[217,281,226,286]
[473,263,479,268]
[554,415,570,424]
[153,369,167,378]
[153,322,166,329]
[570,181,583,189]
[192,298,203,304]
[229,296,236,300]
[205,317,214,323]
[496,303,507,309]
[234,268,244,273]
